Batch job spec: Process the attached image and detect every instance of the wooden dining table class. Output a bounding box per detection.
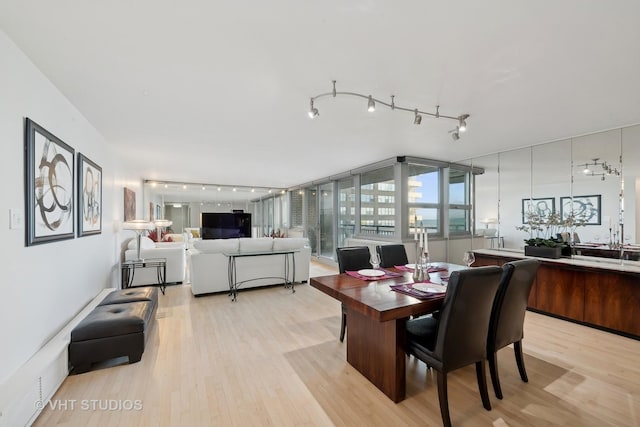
[310,263,465,402]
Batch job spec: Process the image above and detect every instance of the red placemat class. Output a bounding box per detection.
[389,282,446,300]
[345,270,403,281]
[395,265,448,273]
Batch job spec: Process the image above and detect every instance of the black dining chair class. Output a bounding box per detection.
[335,246,371,342]
[487,258,540,399]
[376,244,409,268]
[405,266,503,427]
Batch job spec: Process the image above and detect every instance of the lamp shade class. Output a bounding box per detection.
[122,220,154,231]
[153,219,172,228]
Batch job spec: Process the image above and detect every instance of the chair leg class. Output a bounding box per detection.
[436,371,452,427]
[488,350,503,400]
[514,340,529,382]
[476,361,492,411]
[339,304,347,342]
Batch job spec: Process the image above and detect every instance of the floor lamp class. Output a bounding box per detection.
[122,220,154,261]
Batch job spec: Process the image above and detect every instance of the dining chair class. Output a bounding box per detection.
[487,258,540,399]
[405,266,503,427]
[335,246,371,342]
[376,244,409,268]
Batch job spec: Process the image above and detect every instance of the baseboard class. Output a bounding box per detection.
[0,287,115,427]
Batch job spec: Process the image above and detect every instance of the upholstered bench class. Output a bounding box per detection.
[68,287,158,374]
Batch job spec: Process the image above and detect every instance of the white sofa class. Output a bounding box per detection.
[189,237,311,296]
[124,236,187,286]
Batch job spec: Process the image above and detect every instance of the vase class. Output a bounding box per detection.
[524,245,562,259]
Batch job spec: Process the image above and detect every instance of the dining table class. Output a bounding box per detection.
[310,262,465,403]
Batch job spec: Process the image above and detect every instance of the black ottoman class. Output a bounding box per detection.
[98,287,158,308]
[69,299,156,374]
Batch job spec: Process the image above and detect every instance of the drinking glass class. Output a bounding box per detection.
[462,251,475,267]
[370,252,381,269]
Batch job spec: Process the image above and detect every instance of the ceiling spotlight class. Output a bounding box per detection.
[414,109,422,125]
[217,187,221,191]
[182,185,187,189]
[232,188,237,192]
[308,98,319,118]
[367,95,376,112]
[251,188,255,192]
[268,189,273,193]
[164,184,168,188]
[583,167,591,174]
[458,114,469,132]
[202,185,206,190]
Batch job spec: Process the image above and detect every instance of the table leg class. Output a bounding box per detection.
[345,307,407,402]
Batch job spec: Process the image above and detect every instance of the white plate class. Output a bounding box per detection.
[357,269,385,277]
[412,283,447,293]
[404,263,416,269]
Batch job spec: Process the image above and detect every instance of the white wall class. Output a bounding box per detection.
[0,29,121,385]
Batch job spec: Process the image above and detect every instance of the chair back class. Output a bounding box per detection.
[376,244,409,268]
[336,246,371,273]
[488,259,540,352]
[434,266,503,372]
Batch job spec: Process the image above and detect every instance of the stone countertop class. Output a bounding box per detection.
[473,248,640,274]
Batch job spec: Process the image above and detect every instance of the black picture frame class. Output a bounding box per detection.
[25,118,75,246]
[77,153,102,237]
[560,195,602,225]
[521,197,555,223]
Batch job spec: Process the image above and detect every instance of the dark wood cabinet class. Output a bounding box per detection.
[474,251,640,339]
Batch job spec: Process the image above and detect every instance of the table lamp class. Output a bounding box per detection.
[122,220,154,260]
[153,219,173,242]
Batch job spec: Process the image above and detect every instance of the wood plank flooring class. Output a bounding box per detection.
[34,261,640,426]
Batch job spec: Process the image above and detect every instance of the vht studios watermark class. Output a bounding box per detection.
[35,399,143,411]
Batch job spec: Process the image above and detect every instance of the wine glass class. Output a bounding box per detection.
[462,251,475,267]
[369,252,381,269]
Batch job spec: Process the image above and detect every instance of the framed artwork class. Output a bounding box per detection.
[149,202,154,221]
[124,187,136,221]
[521,197,555,223]
[560,195,601,225]
[77,153,102,237]
[25,118,75,246]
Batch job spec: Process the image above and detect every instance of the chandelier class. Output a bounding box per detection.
[308,80,470,141]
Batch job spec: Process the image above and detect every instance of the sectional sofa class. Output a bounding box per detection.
[189,237,311,296]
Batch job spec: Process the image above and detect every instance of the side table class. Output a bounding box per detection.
[121,258,167,295]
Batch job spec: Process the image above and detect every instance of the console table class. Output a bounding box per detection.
[121,258,167,295]
[224,250,298,301]
[472,249,640,339]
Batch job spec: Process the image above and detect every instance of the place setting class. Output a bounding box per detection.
[389,281,447,300]
[345,252,404,281]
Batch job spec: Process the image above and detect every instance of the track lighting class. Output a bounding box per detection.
[578,158,621,181]
[414,109,422,125]
[309,80,470,139]
[308,99,319,118]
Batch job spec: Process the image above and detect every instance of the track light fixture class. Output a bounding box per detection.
[308,80,470,139]
[578,158,621,181]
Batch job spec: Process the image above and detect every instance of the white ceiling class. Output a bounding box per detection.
[1,1,639,190]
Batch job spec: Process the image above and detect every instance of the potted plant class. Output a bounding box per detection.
[516,211,586,259]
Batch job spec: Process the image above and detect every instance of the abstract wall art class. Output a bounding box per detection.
[77,153,102,237]
[124,187,136,221]
[25,118,75,246]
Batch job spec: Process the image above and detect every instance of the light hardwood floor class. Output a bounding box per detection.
[35,261,640,426]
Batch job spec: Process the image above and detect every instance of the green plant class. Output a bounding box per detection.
[516,211,587,247]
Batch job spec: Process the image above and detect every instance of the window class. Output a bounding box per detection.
[338,178,355,247]
[448,168,471,234]
[360,167,395,236]
[408,164,440,235]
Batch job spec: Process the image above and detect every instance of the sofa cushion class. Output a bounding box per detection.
[193,238,240,253]
[127,236,156,250]
[273,238,309,251]
[239,237,273,252]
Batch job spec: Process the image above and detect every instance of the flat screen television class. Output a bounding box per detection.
[200,212,252,239]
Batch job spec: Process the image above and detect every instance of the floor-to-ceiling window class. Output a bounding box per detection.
[338,177,355,247]
[360,166,395,236]
[319,182,334,258]
[448,167,472,234]
[407,163,440,236]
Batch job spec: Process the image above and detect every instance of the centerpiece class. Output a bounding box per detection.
[516,211,586,259]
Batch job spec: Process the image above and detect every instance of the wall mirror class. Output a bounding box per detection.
[468,122,640,263]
